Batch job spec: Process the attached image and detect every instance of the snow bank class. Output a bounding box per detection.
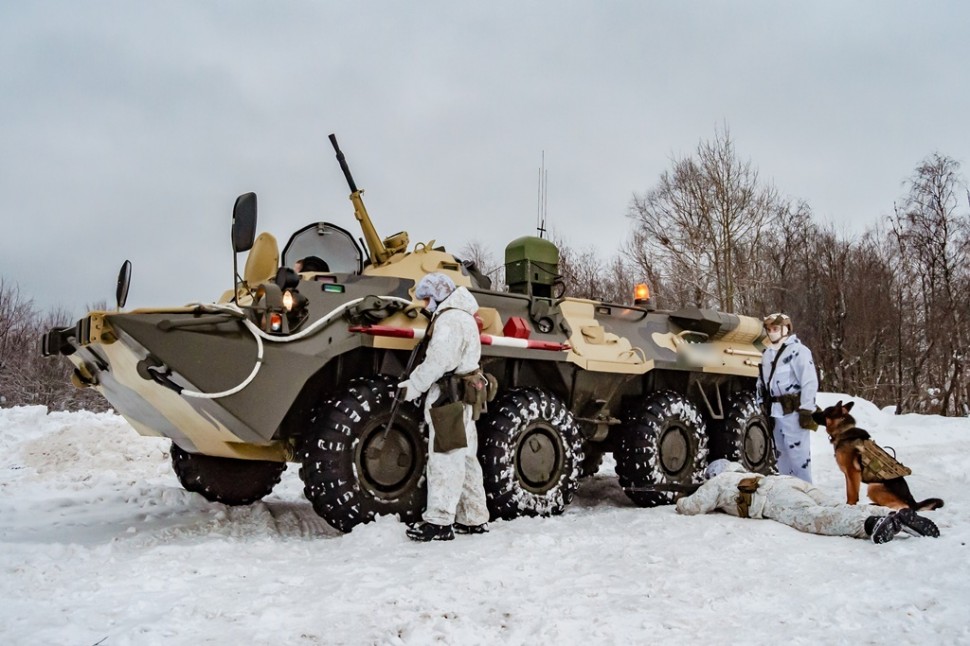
[1,399,968,645]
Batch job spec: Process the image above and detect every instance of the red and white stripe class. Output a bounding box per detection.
[349,325,569,352]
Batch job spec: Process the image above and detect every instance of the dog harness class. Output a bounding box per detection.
[830,428,913,483]
[856,440,912,483]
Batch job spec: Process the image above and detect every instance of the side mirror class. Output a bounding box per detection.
[116,259,132,310]
[231,192,257,253]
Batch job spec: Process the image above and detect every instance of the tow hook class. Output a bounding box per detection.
[71,363,99,388]
[137,358,182,394]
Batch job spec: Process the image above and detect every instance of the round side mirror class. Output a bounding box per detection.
[116,259,132,310]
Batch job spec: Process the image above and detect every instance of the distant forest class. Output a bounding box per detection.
[4,127,969,415]
[463,128,970,416]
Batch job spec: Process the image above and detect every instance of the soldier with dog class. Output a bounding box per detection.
[759,312,820,483]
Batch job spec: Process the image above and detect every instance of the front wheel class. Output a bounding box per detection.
[299,375,427,532]
[170,443,286,506]
[614,390,708,507]
[477,388,584,520]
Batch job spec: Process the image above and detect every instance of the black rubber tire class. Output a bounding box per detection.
[298,375,427,533]
[579,443,606,478]
[170,443,286,506]
[710,390,776,474]
[614,390,709,507]
[477,388,584,520]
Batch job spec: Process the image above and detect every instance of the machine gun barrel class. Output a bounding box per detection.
[329,133,390,265]
[329,133,358,193]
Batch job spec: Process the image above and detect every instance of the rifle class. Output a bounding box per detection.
[374,338,427,450]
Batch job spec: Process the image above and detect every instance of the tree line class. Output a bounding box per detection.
[0,282,112,412]
[4,127,968,415]
[534,129,969,416]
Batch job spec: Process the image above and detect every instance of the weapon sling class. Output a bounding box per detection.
[378,312,441,442]
[759,342,789,413]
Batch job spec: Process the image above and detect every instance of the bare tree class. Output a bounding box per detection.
[625,126,785,312]
[0,279,35,407]
[557,242,606,301]
[458,240,505,290]
[0,280,113,412]
[889,153,970,414]
[600,255,642,305]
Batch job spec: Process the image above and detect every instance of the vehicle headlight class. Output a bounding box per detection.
[253,284,307,334]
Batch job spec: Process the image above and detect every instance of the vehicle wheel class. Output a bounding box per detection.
[579,443,606,478]
[614,390,708,507]
[299,375,426,533]
[170,443,286,506]
[710,390,776,474]
[477,388,584,520]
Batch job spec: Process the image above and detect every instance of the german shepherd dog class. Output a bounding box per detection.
[812,401,944,511]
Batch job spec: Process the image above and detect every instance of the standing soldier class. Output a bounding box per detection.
[759,313,819,483]
[398,273,490,541]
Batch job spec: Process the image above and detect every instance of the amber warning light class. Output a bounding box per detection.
[634,283,650,304]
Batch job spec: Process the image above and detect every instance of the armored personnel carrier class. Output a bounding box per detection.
[42,135,773,532]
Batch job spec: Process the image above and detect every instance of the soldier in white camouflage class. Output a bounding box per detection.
[398,273,491,542]
[759,313,819,483]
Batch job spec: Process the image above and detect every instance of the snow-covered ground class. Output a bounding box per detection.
[1,393,968,645]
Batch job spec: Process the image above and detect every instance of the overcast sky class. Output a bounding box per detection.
[2,1,968,315]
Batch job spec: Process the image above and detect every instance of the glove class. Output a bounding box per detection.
[798,408,819,431]
[398,380,420,403]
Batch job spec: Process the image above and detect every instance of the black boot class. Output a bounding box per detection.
[454,522,489,535]
[865,513,901,544]
[406,522,455,542]
[896,508,940,538]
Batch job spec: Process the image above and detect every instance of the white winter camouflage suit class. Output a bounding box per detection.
[676,466,889,538]
[406,285,490,527]
[760,334,819,483]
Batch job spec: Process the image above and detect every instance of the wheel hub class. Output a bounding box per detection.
[360,425,416,494]
[516,425,562,493]
[743,421,769,466]
[659,425,690,475]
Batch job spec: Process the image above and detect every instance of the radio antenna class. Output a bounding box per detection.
[537,151,548,239]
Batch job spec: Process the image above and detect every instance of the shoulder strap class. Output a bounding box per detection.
[401,308,458,379]
[426,306,476,339]
[760,343,789,397]
[409,307,478,382]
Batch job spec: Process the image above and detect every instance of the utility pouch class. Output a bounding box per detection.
[457,369,499,421]
[484,373,498,402]
[460,371,487,405]
[735,476,760,518]
[430,401,467,453]
[776,394,800,416]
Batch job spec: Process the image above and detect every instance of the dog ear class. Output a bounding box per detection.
[844,401,855,412]
[833,400,842,410]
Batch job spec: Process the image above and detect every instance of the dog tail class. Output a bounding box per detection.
[883,477,926,510]
[914,498,944,511]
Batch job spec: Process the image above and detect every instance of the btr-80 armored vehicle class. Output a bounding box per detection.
[43,135,773,532]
